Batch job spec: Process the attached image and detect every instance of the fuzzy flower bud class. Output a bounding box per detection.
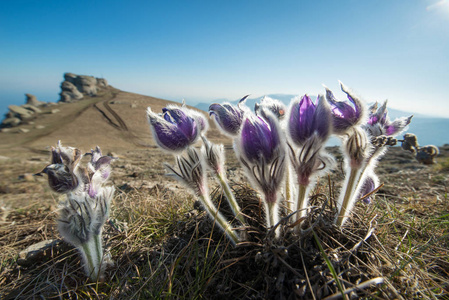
[365,100,412,137]
[209,95,248,136]
[255,96,286,120]
[325,82,365,134]
[147,105,200,152]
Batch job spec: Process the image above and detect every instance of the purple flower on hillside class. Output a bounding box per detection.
[288,95,331,146]
[239,112,282,165]
[209,95,249,136]
[147,105,200,152]
[39,141,82,194]
[365,101,412,137]
[255,96,286,120]
[325,82,365,134]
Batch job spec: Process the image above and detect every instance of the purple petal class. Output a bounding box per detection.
[359,175,377,204]
[384,116,413,136]
[209,103,243,135]
[240,113,279,163]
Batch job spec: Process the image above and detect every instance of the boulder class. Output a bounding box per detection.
[17,239,59,266]
[64,72,78,84]
[18,128,30,133]
[2,117,21,127]
[75,75,98,96]
[25,93,44,107]
[97,78,108,87]
[59,81,83,102]
[22,104,42,113]
[8,105,33,119]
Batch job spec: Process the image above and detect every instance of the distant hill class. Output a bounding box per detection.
[195,94,449,147]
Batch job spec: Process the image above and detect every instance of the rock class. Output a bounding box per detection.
[97,78,108,87]
[25,93,44,107]
[18,128,30,133]
[0,155,10,160]
[64,72,78,84]
[35,125,45,129]
[0,128,13,133]
[8,105,33,119]
[22,104,42,113]
[75,75,98,96]
[2,117,21,127]
[18,173,35,182]
[131,103,138,108]
[51,109,60,114]
[59,81,83,102]
[17,239,59,266]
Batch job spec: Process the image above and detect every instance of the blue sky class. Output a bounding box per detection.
[1,0,448,117]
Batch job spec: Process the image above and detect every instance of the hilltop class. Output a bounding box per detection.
[0,74,226,158]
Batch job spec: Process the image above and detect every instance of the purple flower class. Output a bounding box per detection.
[239,112,282,165]
[147,105,200,152]
[288,95,331,146]
[39,141,82,194]
[358,174,379,204]
[209,95,248,136]
[325,82,365,134]
[365,101,412,137]
[86,146,115,198]
[255,96,286,120]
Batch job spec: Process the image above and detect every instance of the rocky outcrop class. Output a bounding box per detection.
[59,73,109,102]
[25,93,45,107]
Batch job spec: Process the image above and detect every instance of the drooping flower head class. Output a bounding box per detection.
[39,141,83,194]
[287,94,331,146]
[209,95,249,136]
[325,82,365,134]
[201,136,225,175]
[147,105,200,152]
[365,100,413,137]
[255,96,286,120]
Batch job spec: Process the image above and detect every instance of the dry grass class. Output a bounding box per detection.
[1,177,448,299]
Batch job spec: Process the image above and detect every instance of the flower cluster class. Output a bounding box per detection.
[147,82,421,245]
[38,141,115,281]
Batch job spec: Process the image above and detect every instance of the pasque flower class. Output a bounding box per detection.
[209,95,249,136]
[286,95,333,229]
[147,105,200,152]
[236,109,286,235]
[255,96,286,120]
[41,142,116,281]
[39,141,83,194]
[365,101,413,137]
[325,82,365,134]
[357,173,379,204]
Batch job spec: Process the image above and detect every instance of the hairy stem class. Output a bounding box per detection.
[198,194,240,246]
[81,242,99,281]
[216,172,245,225]
[294,184,308,233]
[335,166,362,227]
[264,193,280,238]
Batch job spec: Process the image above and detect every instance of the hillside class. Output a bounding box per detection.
[0,88,227,158]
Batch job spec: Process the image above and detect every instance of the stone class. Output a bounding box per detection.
[18,128,30,133]
[51,109,60,114]
[2,117,21,127]
[59,81,83,102]
[17,239,59,266]
[35,125,45,129]
[8,105,33,119]
[25,93,43,106]
[64,72,78,84]
[131,103,138,108]
[0,128,13,133]
[22,104,42,113]
[97,78,108,87]
[75,75,98,96]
